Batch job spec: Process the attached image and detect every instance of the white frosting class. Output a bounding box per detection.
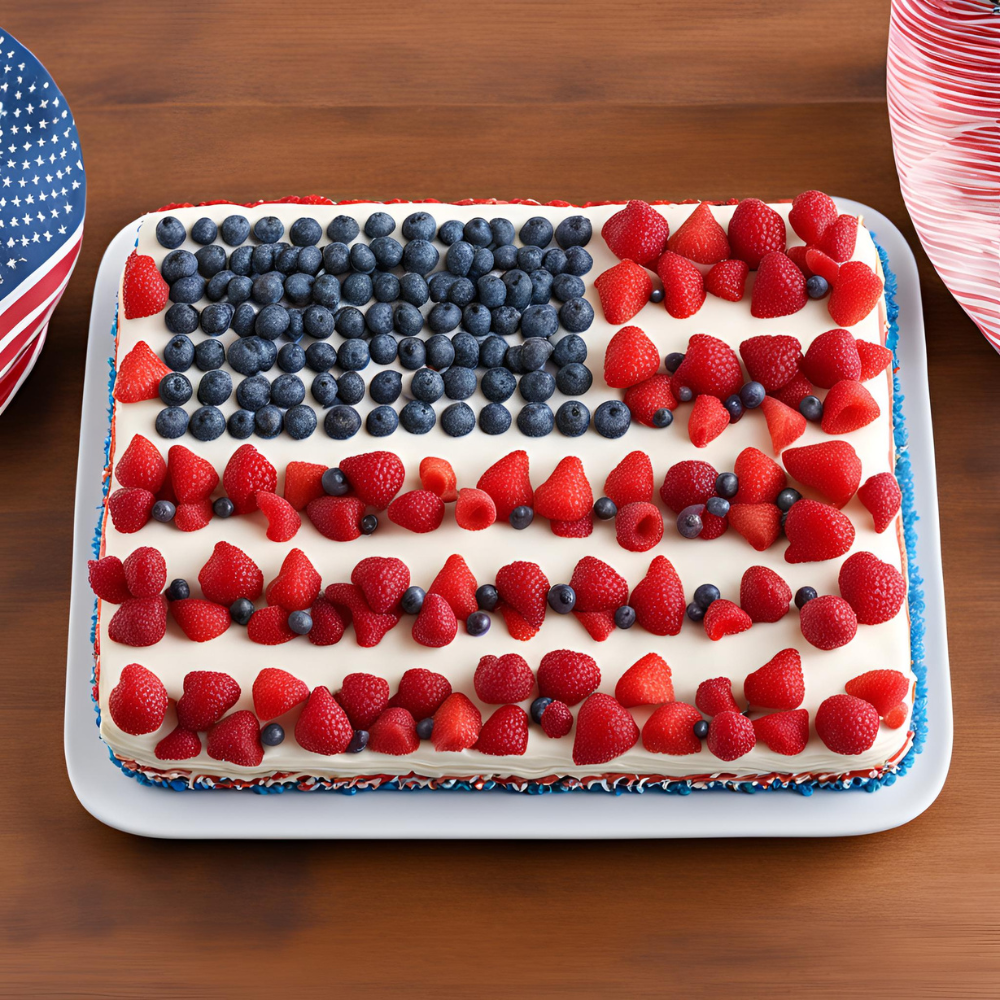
[97,200,913,783]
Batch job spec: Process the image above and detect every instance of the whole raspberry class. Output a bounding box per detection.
[799,594,858,650]
[739,565,792,623]
[475,705,529,756]
[538,650,600,706]
[337,672,390,729]
[601,200,669,266]
[122,549,166,600]
[727,198,786,269]
[615,501,664,552]
[109,663,168,735]
[706,711,756,761]
[207,711,264,767]
[641,701,704,755]
[572,693,639,766]
[176,670,241,731]
[474,654,535,704]
[838,551,906,625]
[815,694,879,755]
[540,700,573,739]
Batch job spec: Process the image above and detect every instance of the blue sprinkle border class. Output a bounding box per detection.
[89,232,927,797]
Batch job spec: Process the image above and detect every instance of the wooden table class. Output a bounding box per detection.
[1,2,994,996]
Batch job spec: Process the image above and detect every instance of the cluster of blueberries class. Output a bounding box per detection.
[151,209,620,441]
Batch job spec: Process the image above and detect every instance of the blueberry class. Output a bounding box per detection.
[542,248,568,276]
[478,336,507,369]
[516,245,543,273]
[166,578,190,601]
[662,352,684,375]
[164,335,195,372]
[509,505,534,529]
[269,373,304,408]
[676,386,694,403]
[189,405,226,441]
[303,306,337,343]
[448,277,476,308]
[411,368,445,403]
[347,728,370,754]
[361,514,379,535]
[151,499,175,523]
[552,273,585,302]
[287,242,320,273]
[723,394,745,423]
[519,370,555,403]
[594,496,617,520]
[693,583,721,609]
[334,306,365,339]
[337,339,370,372]
[425,272,455,305]
[491,305,521,337]
[347,243,375,276]
[502,269,532,311]
[236,374,271,411]
[739,381,766,409]
[402,238,439,276]
[458,217,488,248]
[161,249,198,283]
[255,338,277,372]
[169,274,206,304]
[448,332,477,369]
[370,274,399,306]
[559,297,594,333]
[693,719,710,740]
[653,408,674,428]
[399,399,436,434]
[517,402,554,437]
[552,333,587,367]
[521,304,559,340]
[401,211,436,242]
[555,215,592,249]
[520,216,553,248]
[614,604,638,630]
[563,246,593,276]
[188,216,217,246]
[363,212,394,239]
[317,468,348,499]
[470,247,495,281]
[547,584,576,615]
[705,496,730,517]
[442,241,472,277]
[276,246,302,275]
[366,405,399,437]
[287,216,321,247]
[416,717,435,740]
[198,369,232,406]
[331,373,362,407]
[229,245,254,276]
[776,487,802,512]
[401,586,426,614]
[795,586,818,609]
[253,216,284,243]
[529,269,554,305]
[493,244,518,270]
[520,338,551,372]
[438,219,464,245]
[230,302,256,338]
[441,401,476,437]
[327,215,360,243]
[214,497,235,518]
[444,366,477,400]
[288,610,313,635]
[799,395,824,422]
[164,303,200,336]
[342,272,373,307]
[311,372,339,410]
[253,303,288,340]
[594,399,630,438]
[397,337,426,371]
[806,274,829,299]
[715,473,739,499]
[221,215,250,247]
[676,505,704,538]
[227,409,255,439]
[466,611,491,637]
[369,329,399,366]
[159,372,192,405]
[252,404,281,438]
[156,216,186,249]
[426,302,460,336]
[650,288,665,304]
[251,272,283,306]
[205,269,235,302]
[284,272,314,306]
[479,402,512,435]
[285,404,317,440]
[392,302,423,338]
[304,342,336,374]
[505,347,525,374]
[686,601,706,623]
[474,273,505,310]
[261,722,284,747]
[556,362,592,396]
[318,245,349,280]
[277,343,306,374]
[530,697,552,725]
[251,245,276,275]
[555,400,590,436]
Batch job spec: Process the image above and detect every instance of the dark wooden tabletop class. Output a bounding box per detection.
[1,2,994,996]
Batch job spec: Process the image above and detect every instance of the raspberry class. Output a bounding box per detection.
[805,247,841,285]
[802,329,861,388]
[475,705,529,756]
[770,370,815,409]
[739,335,804,393]
[392,668,452,720]
[759,396,805,454]
[828,261,883,327]
[752,709,809,755]
[499,606,542,642]
[199,541,263,606]
[116,434,166,493]
[476,449,532,520]
[412,592,458,647]
[604,451,653,507]
[838,551,906,625]
[815,694,879,754]
[170,598,230,642]
[113,341,171,403]
[642,701,703,755]
[739,565,792,623]
[168,444,218,504]
[176,670,241,731]
[743,648,804,710]
[252,667,309,721]
[696,676,741,716]
[569,555,628,614]
[671,334,743,401]
[845,669,910,716]
[656,251,706,319]
[155,726,202,761]
[246,605,297,645]
[858,472,902,533]
[788,190,838,245]
[474,653,535,704]
[554,515,593,541]
[496,560,549,632]
[369,708,420,755]
[122,549,165,608]
[266,548,321,612]
[667,201,730,264]
[856,339,893,381]
[727,198,786,269]
[223,444,277,515]
[428,554,478,620]
[623,377,676,429]
[816,214,858,262]
[615,501,663,552]
[728,503,781,551]
[572,609,616,642]
[540,701,573,739]
[821,379,880,434]
[325,582,401,647]
[615,652,674,708]
[800,594,858,650]
[431,693,482,752]
[572,693,639,766]
[884,703,909,730]
[306,495,366,541]
[108,596,167,646]
[750,251,807,318]
[207,711,264,767]
[455,487,496,530]
[630,555,686,636]
[283,461,327,511]
[388,489,445,533]
[783,499,855,563]
[351,556,409,614]
[783,441,862,509]
[594,260,653,325]
[534,456,593,522]
[122,250,169,319]
[308,596,346,646]
[108,663,168,735]
[660,460,718,514]
[108,487,155,534]
[295,686,353,755]
[707,710,757,761]
[601,199,670,266]
[704,258,749,301]
[339,450,405,509]
[538,649,600,706]
[688,394,731,447]
[603,325,660,388]
[419,456,458,502]
[703,599,752,641]
[337,672,390,729]
[174,499,213,532]
[255,491,300,542]
[785,244,813,278]
[88,555,131,604]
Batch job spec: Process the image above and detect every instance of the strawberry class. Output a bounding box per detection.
[108,663,168,735]
[388,489,445,533]
[656,251,706,318]
[154,726,202,761]
[419,456,458,502]
[351,556,409,614]
[428,554,478,620]
[337,672,390,729]
[759,396,805,453]
[207,711,264,767]
[538,649,600,706]
[603,325,660,388]
[496,560,549,632]
[668,201,730,264]
[176,671,241,731]
[805,247,841,285]
[499,605,544,642]
[283,461,327,511]
[174,499,211,533]
[540,701,574,739]
[88,555,131,604]
[108,487,155,534]
[750,251,807,318]
[475,704,529,756]
[845,669,910,716]
[431,693,482,752]
[308,595,346,646]
[368,708,420,755]
[706,711,756,761]
[671,334,743,401]
[727,198,786,269]
[247,605,297,645]
[168,444,218,503]
[295,686,354,755]
[393,668,452,720]
[307,495,366,541]
[642,702,703,755]
[122,250,169,319]
[116,434,166,493]
[615,501,663,552]
[223,444,277,515]
[199,541,263,605]
[752,709,809,755]
[660,459,718,513]
[704,258,749,301]
[884,703,909,730]
[604,451,653,507]
[252,667,309,721]
[783,441,862,510]
[838,551,906,625]
[534,456,593,521]
[821,379,880,434]
[858,472,902,533]
[815,694,879,754]
[770,370,815,409]
[788,190,838,245]
[800,595,858,650]
[703,599,752,640]
[739,335,803,393]
[783,499,855,563]
[828,261,883,327]
[121,546,165,599]
[785,244,814,278]
[802,328,861,388]
[570,555,629,614]
[266,548,321,611]
[477,449,532,520]
[630,555,686,636]
[856,339,893,381]
[474,653,535,704]
[688,394,730,447]
[108,596,167,646]
[624,375,678,426]
[171,598,230,642]
[412,592,458,647]
[339,450,405,509]
[594,260,652,324]
[743,648,804,710]
[325,582,400,647]
[728,503,781,551]
[816,214,858,262]
[601,199,669,266]
[739,566,792,623]
[455,487,497,530]
[615,652,674,708]
[572,610,616,642]
[572,693,639,766]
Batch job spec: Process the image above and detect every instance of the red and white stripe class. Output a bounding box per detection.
[0,326,47,415]
[887,0,1000,350]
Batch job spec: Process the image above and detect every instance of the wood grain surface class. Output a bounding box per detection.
[1,2,996,997]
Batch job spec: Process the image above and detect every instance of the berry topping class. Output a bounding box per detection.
[109,663,168,735]
[668,202,730,264]
[255,491,301,542]
[223,444,277,515]
[339,450,405,510]
[594,259,653,324]
[828,261,883,327]
[284,461,328,511]
[603,325,660,389]
[261,549,319,614]
[601,200,670,266]
[821,379,880,434]
[474,653,535,704]
[727,198,786,269]
[671,334,743,401]
[838,551,906,625]
[629,555,686,636]
[603,451,654,509]
[351,556,410,614]
[706,710,756,761]
[199,541,263,606]
[743,648,804,710]
[369,707,420,755]
[155,726,202,761]
[758,396,806,454]
[431,693,482,752]
[325,582,401,647]
[660,460,718,514]
[475,705,529,756]
[624,374,678,426]
[108,595,167,646]
[540,700,573,739]
[615,501,664,552]
[727,502,781,551]
[804,247,841,285]
[412,592,458,647]
[615,652,674,708]
[170,598,231,642]
[738,335,804,393]
[788,190,838,245]
[308,595,347,646]
[495,560,549,639]
[884,703,909,730]
[799,594,858,650]
[455,487,497,531]
[538,649,600,706]
[337,672,390,729]
[783,499,855,563]
[427,554,478,620]
[207,711,264,767]
[772,371,817,409]
[688,394,731,448]
[752,709,809,756]
[856,339,893,381]
[696,676,741,716]
[307,495,367,541]
[168,444,219,504]
[857,472,902,533]
[123,250,169,319]
[802,328,861,388]
[393,668,453,720]
[739,565,792,622]
[572,693,639,766]
[845,669,910,716]
[388,490,446,533]
[704,258,750,302]
[534,456,593,522]
[750,251,807,318]
[117,434,167,494]
[569,555,629,618]
[295,686,354,755]
[815,694,879,754]
[816,214,858,262]
[108,487,155,534]
[783,440,862,510]
[703,599,752,640]
[246,605,297,645]
[88,555,131,604]
[252,667,309,721]
[655,250,706,319]
[419,456,459,502]
[477,450,533,521]
[174,499,213,532]
[176,670,241,731]
[642,701,704,755]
